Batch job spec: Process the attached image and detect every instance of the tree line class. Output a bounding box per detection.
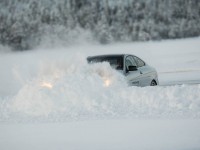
[0,0,200,50]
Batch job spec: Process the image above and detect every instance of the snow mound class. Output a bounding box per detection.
[0,56,200,122]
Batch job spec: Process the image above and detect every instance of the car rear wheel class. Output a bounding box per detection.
[150,80,157,86]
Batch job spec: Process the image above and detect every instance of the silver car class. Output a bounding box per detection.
[87,54,159,86]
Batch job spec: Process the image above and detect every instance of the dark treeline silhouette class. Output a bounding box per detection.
[0,0,200,50]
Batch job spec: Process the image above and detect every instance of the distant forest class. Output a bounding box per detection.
[0,0,200,50]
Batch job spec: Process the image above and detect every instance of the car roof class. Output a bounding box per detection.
[87,54,132,59]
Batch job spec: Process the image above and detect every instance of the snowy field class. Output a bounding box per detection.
[0,37,200,150]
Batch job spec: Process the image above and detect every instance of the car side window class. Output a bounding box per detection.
[125,56,137,69]
[134,56,145,67]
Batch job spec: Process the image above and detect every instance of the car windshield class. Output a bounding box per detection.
[87,56,123,70]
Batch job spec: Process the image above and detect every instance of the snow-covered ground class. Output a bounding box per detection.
[0,37,200,150]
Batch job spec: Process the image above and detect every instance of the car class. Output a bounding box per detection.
[87,54,159,86]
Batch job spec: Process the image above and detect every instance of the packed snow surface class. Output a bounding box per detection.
[0,37,200,150]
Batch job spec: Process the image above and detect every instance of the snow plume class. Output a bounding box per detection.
[1,55,127,121]
[0,54,200,122]
[36,25,95,49]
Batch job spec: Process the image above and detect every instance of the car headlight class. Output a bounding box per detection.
[40,81,53,89]
[103,78,111,87]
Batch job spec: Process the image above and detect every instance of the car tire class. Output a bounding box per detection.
[150,80,157,86]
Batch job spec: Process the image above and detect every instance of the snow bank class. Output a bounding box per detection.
[6,82,200,121]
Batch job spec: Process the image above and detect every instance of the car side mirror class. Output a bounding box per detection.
[128,66,137,71]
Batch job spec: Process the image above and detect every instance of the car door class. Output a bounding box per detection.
[125,56,141,86]
[133,56,151,86]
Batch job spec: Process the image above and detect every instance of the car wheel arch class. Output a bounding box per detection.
[150,80,157,86]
